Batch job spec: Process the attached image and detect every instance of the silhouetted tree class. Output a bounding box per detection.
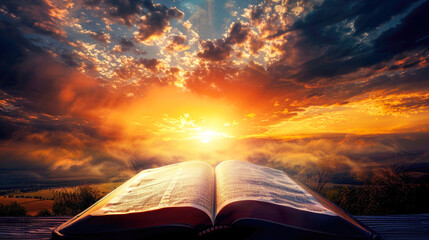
[0,201,27,216]
[312,154,337,192]
[53,185,102,216]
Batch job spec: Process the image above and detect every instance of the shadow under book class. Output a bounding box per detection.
[52,160,378,240]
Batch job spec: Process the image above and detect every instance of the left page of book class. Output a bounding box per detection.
[92,161,215,219]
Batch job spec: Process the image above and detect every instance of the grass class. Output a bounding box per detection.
[0,198,53,216]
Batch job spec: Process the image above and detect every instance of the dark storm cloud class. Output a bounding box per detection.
[0,116,19,140]
[364,66,429,93]
[226,22,250,45]
[197,39,233,61]
[0,0,66,39]
[197,21,250,61]
[59,52,81,68]
[0,23,43,92]
[290,0,416,36]
[278,0,429,83]
[133,4,184,43]
[373,1,429,57]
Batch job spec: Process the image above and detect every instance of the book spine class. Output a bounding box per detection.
[198,225,231,237]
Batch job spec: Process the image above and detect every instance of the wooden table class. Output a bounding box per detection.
[0,215,428,239]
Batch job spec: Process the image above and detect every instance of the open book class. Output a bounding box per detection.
[53,160,378,240]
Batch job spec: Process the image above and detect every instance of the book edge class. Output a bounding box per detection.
[52,170,147,235]
[292,178,380,240]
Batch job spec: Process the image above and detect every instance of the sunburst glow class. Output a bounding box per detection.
[198,130,225,143]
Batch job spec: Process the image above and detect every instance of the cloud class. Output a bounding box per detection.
[165,35,190,52]
[197,39,233,61]
[133,2,184,44]
[249,34,265,54]
[226,22,250,45]
[88,31,111,43]
[197,21,250,61]
[0,21,139,185]
[0,128,138,187]
[83,0,144,26]
[82,0,184,44]
[246,4,264,26]
[0,0,69,39]
[139,58,163,72]
[373,1,429,58]
[112,38,136,53]
[271,0,429,83]
[291,0,416,36]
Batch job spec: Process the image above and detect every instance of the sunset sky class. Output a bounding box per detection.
[1,0,428,187]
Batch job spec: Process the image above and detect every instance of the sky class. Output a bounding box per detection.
[0,0,428,187]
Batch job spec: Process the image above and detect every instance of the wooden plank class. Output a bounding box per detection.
[356,214,429,240]
[0,215,428,239]
[0,217,69,240]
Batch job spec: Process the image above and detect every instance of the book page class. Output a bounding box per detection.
[92,161,215,219]
[215,160,335,215]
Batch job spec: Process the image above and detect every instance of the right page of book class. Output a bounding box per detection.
[215,160,335,216]
[92,161,215,219]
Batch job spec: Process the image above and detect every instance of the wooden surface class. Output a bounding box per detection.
[0,215,428,239]
[357,214,429,240]
[0,217,69,239]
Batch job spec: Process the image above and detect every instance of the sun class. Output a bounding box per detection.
[198,130,217,143]
[197,130,230,143]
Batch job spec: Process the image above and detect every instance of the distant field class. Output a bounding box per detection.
[0,197,53,216]
[4,182,122,199]
[1,182,122,216]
